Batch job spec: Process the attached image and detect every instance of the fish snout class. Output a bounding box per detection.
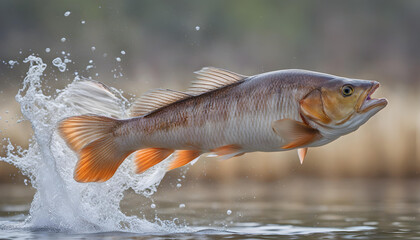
[357,80,388,113]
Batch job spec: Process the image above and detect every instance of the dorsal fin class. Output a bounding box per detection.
[187,67,248,95]
[62,80,125,118]
[129,67,247,117]
[129,89,191,117]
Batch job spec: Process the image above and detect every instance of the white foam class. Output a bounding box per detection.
[0,56,184,234]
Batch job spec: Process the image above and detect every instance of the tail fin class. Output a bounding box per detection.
[58,115,132,182]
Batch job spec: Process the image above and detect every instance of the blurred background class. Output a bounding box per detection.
[0,0,419,183]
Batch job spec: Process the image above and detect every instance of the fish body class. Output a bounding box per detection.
[59,67,387,182]
[121,70,332,152]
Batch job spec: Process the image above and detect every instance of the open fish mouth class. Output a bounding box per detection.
[358,82,388,113]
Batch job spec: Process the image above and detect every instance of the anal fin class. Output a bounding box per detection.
[135,148,174,173]
[272,119,320,149]
[168,150,201,171]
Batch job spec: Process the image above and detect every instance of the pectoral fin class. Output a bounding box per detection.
[272,119,320,149]
[297,148,308,164]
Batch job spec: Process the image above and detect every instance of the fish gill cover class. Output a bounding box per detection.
[0,56,186,233]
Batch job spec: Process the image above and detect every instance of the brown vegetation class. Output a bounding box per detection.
[0,1,419,182]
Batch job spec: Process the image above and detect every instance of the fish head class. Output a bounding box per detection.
[300,77,388,138]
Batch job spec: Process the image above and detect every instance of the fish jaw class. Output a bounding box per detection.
[357,81,388,114]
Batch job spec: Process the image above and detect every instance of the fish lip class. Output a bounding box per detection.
[357,82,388,113]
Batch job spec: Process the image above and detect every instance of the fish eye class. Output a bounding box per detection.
[341,85,354,97]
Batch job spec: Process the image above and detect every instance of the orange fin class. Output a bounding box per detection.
[135,148,174,173]
[168,150,201,171]
[211,144,244,160]
[58,115,132,182]
[58,115,119,152]
[272,119,320,149]
[76,138,134,182]
[297,148,308,164]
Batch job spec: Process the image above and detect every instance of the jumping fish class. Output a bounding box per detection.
[58,67,387,182]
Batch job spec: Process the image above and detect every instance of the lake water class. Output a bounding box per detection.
[1,178,419,239]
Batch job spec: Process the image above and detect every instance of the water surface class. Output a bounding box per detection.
[1,178,419,239]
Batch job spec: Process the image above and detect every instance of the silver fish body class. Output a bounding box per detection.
[58,67,387,182]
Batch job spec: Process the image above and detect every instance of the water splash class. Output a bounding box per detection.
[0,56,182,233]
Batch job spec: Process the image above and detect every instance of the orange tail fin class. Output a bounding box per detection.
[58,115,132,182]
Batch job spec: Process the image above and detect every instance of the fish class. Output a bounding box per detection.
[58,67,388,182]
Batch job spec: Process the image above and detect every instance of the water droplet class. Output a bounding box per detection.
[24,179,28,185]
[116,57,121,62]
[89,60,93,64]
[8,60,18,67]
[86,65,93,70]
[150,204,156,209]
[195,26,200,31]
[45,48,51,53]
[176,183,181,188]
[64,11,71,17]
[121,50,126,55]
[81,20,86,24]
[52,58,62,65]
[227,210,232,215]
[52,57,66,72]
[179,204,185,208]
[61,37,66,43]
[91,46,96,51]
